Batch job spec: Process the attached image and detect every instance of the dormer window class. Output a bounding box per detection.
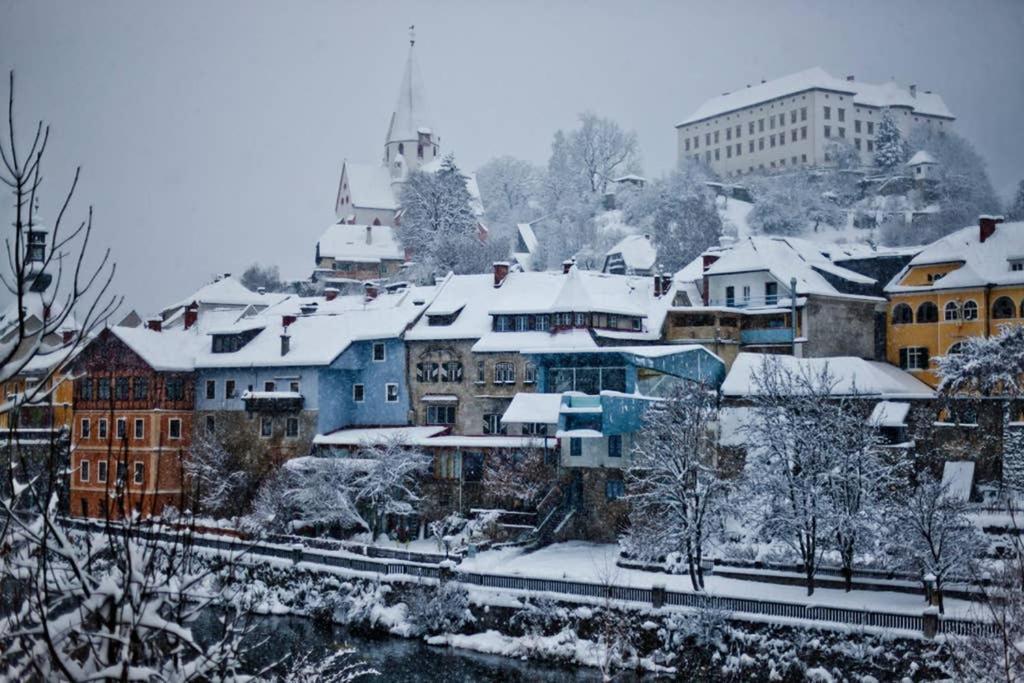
[1010,259,1024,272]
[211,328,262,353]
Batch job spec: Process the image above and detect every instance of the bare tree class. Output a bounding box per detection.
[624,383,729,590]
[353,438,431,541]
[245,455,364,536]
[481,447,551,510]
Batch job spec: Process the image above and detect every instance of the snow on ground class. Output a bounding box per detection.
[716,196,753,239]
[458,541,976,618]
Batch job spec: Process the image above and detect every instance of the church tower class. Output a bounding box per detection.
[384,26,438,185]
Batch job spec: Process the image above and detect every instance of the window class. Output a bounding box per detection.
[749,121,755,134]
[758,138,764,151]
[116,418,126,439]
[714,149,719,161]
[514,315,529,332]
[372,342,386,362]
[838,127,845,138]
[790,110,797,124]
[165,378,184,401]
[78,379,94,401]
[115,377,129,400]
[426,405,456,425]
[494,362,516,384]
[944,301,960,321]
[892,303,913,324]
[855,120,862,134]
[116,462,126,484]
[867,121,874,135]
[353,384,365,402]
[385,383,399,403]
[522,422,548,436]
[713,131,719,143]
[855,138,861,150]
[169,418,182,439]
[264,381,276,392]
[416,361,440,383]
[80,418,91,439]
[1011,261,1024,272]
[867,140,874,152]
[290,380,299,393]
[98,378,111,400]
[726,127,731,141]
[98,419,108,439]
[134,418,145,439]
[608,434,622,458]
[260,417,273,438]
[570,438,582,457]
[947,342,965,355]
[765,282,778,305]
[483,413,507,435]
[824,106,831,120]
[770,134,776,148]
[441,361,463,383]
[749,140,754,153]
[801,126,807,140]
[205,380,216,400]
[758,118,764,132]
[899,347,930,370]
[791,130,797,143]
[98,461,108,483]
[225,380,236,398]
[801,107,807,121]
[605,479,625,500]
[916,301,939,323]
[725,286,735,306]
[495,315,511,332]
[134,462,144,485]
[742,285,751,304]
[726,146,732,159]
[993,296,1016,319]
[524,363,537,384]
[476,360,486,383]
[838,108,845,122]
[80,459,90,483]
[824,126,831,139]
[286,417,299,438]
[133,378,148,400]
[962,300,978,320]
[535,314,550,330]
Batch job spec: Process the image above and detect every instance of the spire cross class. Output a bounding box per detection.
[409,25,415,46]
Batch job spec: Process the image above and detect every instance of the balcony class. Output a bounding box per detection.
[241,390,304,413]
[740,328,794,346]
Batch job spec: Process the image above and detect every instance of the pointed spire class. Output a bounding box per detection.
[385,30,433,146]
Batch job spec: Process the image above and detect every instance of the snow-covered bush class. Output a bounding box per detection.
[272,647,378,682]
[510,597,566,637]
[405,582,474,636]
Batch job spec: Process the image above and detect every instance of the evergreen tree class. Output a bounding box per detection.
[873,108,907,170]
[1008,179,1024,221]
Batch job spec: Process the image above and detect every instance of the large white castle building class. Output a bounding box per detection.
[676,68,954,178]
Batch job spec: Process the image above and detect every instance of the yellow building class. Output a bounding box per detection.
[885,217,1024,387]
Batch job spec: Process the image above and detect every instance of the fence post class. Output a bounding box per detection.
[291,543,303,565]
[439,559,456,584]
[651,584,666,609]
[922,607,938,639]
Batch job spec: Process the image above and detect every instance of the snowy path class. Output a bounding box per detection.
[458,541,978,619]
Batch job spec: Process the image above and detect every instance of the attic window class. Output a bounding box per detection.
[212,328,261,353]
[1010,259,1024,272]
[427,310,460,326]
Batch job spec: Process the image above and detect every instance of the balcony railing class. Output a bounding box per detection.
[708,295,791,309]
[740,328,794,345]
[242,390,304,413]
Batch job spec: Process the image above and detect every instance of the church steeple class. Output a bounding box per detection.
[384,26,438,177]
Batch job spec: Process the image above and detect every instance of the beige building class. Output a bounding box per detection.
[676,67,954,178]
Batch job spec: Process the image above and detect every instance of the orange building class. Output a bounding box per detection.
[70,325,196,519]
[885,216,1024,387]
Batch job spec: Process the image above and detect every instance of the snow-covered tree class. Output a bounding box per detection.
[240,262,284,293]
[624,384,729,590]
[620,162,722,272]
[824,138,861,170]
[274,646,378,682]
[399,154,489,280]
[886,472,986,614]
[481,447,551,510]
[741,357,884,595]
[873,108,908,170]
[406,582,473,636]
[185,434,253,518]
[246,456,363,535]
[475,156,543,229]
[746,171,843,236]
[561,112,642,195]
[353,439,431,541]
[936,324,1024,398]
[1008,179,1024,221]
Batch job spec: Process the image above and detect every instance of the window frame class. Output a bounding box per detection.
[97,461,108,483]
[80,417,91,439]
[80,459,90,483]
[372,342,386,362]
[353,383,365,403]
[260,417,273,438]
[168,418,182,440]
[205,379,216,400]
[134,462,144,485]
[385,383,400,403]
[285,417,299,438]
[569,438,582,457]
[225,379,237,399]
[98,418,108,439]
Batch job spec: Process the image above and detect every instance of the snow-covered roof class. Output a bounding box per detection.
[696,236,878,299]
[605,234,657,273]
[110,308,246,372]
[869,400,911,427]
[343,162,399,211]
[612,174,646,183]
[406,273,495,341]
[678,67,954,127]
[472,329,598,354]
[314,425,447,447]
[317,223,404,263]
[161,276,271,316]
[722,353,934,399]
[885,221,1024,293]
[907,150,937,166]
[490,268,655,317]
[501,393,563,425]
[385,42,434,144]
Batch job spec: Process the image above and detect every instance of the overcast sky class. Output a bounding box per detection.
[2,0,1022,315]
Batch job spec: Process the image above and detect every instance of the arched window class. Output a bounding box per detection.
[962,300,978,320]
[947,342,964,355]
[891,303,913,324]
[943,301,959,321]
[992,296,1015,319]
[916,301,938,323]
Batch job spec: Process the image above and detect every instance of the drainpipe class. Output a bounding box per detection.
[790,277,798,356]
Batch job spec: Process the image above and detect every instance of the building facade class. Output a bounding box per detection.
[676,68,954,177]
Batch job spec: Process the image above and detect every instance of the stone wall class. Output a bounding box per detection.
[802,295,879,359]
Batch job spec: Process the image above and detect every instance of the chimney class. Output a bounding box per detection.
[365,225,373,245]
[562,259,575,275]
[979,215,1004,243]
[280,333,290,356]
[364,283,379,301]
[846,74,855,81]
[492,261,510,287]
[183,303,199,330]
[909,84,917,98]
[653,274,672,298]
[282,314,297,328]
[257,286,266,295]
[146,317,162,332]
[324,287,339,302]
